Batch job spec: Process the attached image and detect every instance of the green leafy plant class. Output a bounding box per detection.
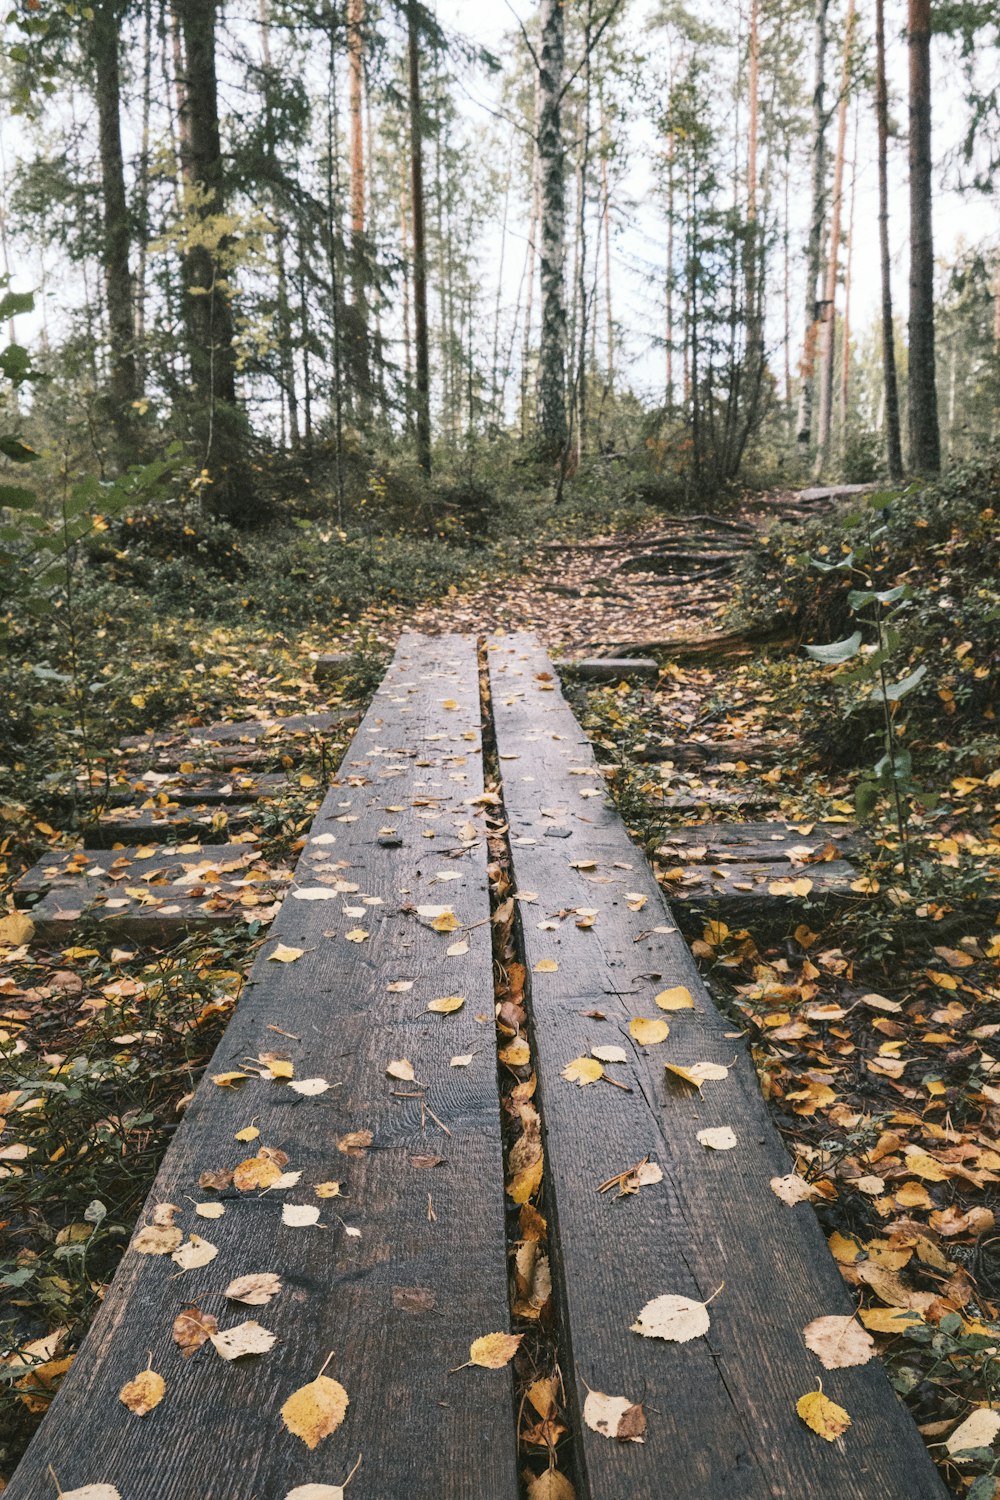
[803,489,935,877]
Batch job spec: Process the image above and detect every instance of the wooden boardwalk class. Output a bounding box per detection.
[5,632,948,1500]
[486,633,945,1500]
[5,636,518,1500]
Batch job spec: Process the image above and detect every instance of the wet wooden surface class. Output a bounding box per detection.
[486,631,946,1500]
[6,634,519,1500]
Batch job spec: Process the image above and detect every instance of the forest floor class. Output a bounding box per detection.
[2,488,999,1496]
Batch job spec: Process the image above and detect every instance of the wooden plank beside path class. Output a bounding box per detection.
[7,634,519,1500]
[486,632,946,1500]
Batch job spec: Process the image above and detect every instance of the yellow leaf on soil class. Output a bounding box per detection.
[507,1153,544,1205]
[119,1368,165,1416]
[281,1374,350,1449]
[629,1017,669,1046]
[655,986,694,1011]
[795,1389,852,1441]
[499,1038,531,1067]
[858,1307,924,1335]
[468,1331,522,1369]
[0,912,34,947]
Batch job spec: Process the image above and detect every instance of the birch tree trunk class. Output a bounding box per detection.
[815,0,855,476]
[407,0,432,473]
[537,0,567,457]
[875,0,903,479]
[519,81,541,440]
[907,0,941,473]
[796,0,829,464]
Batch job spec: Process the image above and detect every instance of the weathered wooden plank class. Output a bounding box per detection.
[120,708,355,752]
[15,844,290,942]
[80,772,288,806]
[6,634,520,1500]
[487,633,946,1500]
[90,803,259,846]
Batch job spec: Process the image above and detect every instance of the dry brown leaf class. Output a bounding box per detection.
[795,1389,852,1441]
[173,1304,219,1357]
[132,1224,182,1256]
[337,1129,373,1156]
[592,1045,627,1064]
[631,1293,710,1342]
[945,1408,1000,1458]
[526,1473,576,1500]
[118,1368,165,1416]
[233,1154,285,1191]
[281,1373,350,1449]
[802,1315,876,1370]
[289,1077,331,1097]
[171,1234,218,1271]
[583,1388,647,1443]
[59,1488,122,1500]
[268,944,304,963]
[386,1058,415,1081]
[770,1173,822,1206]
[696,1126,737,1151]
[224,1272,282,1306]
[210,1320,277,1360]
[282,1203,321,1227]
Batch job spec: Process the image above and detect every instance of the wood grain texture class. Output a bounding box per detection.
[6,635,519,1500]
[487,632,947,1500]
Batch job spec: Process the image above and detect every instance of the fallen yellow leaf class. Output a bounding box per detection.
[118,1368,165,1416]
[281,1370,349,1449]
[795,1388,851,1441]
[655,986,694,1011]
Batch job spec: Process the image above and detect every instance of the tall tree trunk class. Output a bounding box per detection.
[796,0,829,464]
[537,0,567,457]
[520,75,542,440]
[407,0,431,473]
[907,0,940,473]
[490,133,514,429]
[875,0,903,480]
[839,107,857,461]
[665,124,675,410]
[174,0,257,516]
[259,0,300,452]
[745,0,763,404]
[134,0,153,395]
[91,0,139,457]
[783,143,792,414]
[399,149,413,429]
[573,20,593,467]
[325,12,346,522]
[347,0,370,420]
[815,0,855,476]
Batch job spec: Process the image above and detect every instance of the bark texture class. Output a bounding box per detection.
[537,0,567,457]
[91,0,139,455]
[907,0,941,473]
[407,0,431,474]
[796,0,829,463]
[875,0,903,479]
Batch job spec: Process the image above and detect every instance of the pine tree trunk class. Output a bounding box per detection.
[907,0,940,473]
[875,0,903,480]
[347,0,370,419]
[407,0,431,473]
[174,0,257,517]
[399,150,413,428]
[665,125,674,410]
[537,0,567,457]
[796,0,829,463]
[745,0,763,405]
[91,0,139,456]
[815,0,855,477]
